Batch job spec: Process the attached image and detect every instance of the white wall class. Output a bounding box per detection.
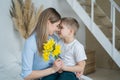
[0,0,24,80]
[0,0,86,80]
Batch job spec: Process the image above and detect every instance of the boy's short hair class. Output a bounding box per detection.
[61,17,79,35]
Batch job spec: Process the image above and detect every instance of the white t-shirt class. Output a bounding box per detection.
[58,39,87,66]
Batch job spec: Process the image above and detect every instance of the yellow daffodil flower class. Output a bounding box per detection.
[42,38,61,61]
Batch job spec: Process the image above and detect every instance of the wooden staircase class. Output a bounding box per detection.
[78,0,120,51]
[66,0,120,67]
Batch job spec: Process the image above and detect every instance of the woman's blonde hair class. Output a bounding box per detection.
[35,8,61,54]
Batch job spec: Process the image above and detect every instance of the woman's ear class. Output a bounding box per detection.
[47,20,52,28]
[47,20,50,25]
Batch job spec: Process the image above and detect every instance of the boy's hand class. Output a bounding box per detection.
[60,60,66,70]
[76,71,83,78]
[58,69,63,73]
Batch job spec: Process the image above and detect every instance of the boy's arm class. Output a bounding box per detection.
[62,60,86,72]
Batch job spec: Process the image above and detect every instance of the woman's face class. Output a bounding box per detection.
[48,20,61,35]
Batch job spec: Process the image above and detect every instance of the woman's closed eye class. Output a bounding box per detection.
[59,25,63,29]
[57,24,62,29]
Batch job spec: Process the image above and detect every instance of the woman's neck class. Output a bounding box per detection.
[63,36,75,44]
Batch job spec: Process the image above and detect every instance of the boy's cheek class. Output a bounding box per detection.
[57,32,62,38]
[59,34,63,38]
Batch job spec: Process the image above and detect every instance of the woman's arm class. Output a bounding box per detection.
[24,59,62,80]
[62,60,86,73]
[24,67,55,80]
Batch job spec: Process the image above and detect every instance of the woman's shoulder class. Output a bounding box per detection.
[26,33,36,43]
[25,33,37,50]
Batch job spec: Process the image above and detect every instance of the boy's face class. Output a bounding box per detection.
[58,23,71,38]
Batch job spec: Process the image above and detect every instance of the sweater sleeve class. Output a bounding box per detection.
[21,35,36,79]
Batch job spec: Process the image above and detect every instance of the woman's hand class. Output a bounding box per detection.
[52,58,63,73]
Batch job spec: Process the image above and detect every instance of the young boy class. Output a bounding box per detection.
[58,17,87,80]
[41,17,87,80]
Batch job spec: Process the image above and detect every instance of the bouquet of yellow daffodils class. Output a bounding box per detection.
[42,38,61,61]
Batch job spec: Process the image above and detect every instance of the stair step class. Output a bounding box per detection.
[79,0,97,7]
[115,28,120,36]
[98,25,112,37]
[86,6,106,17]
[77,0,90,5]
[108,36,120,50]
[94,16,112,27]
[99,17,112,27]
[94,6,106,17]
[79,0,97,6]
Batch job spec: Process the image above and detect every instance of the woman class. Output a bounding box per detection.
[21,8,62,80]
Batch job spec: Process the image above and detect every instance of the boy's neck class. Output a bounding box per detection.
[63,36,75,44]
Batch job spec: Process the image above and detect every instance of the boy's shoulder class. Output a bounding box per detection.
[74,39,84,49]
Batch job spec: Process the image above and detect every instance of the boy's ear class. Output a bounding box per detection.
[70,29,74,34]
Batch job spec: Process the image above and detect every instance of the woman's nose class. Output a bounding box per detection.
[56,27,60,32]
